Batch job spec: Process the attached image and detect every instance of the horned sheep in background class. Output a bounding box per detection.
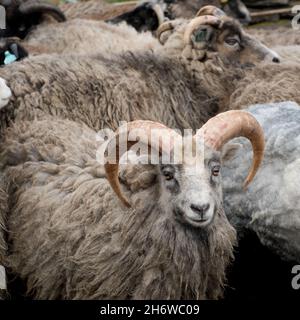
[0,6,279,134]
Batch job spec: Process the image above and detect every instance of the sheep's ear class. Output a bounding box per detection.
[191,25,215,48]
[119,164,157,193]
[221,142,242,163]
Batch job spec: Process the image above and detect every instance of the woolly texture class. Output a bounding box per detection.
[22,19,161,56]
[1,118,236,299]
[0,51,234,134]
[230,63,300,110]
[222,102,300,263]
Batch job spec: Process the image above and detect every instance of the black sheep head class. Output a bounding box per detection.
[0,0,66,39]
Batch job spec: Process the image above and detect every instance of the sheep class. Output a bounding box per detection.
[221,102,300,264]
[61,0,251,24]
[62,0,166,33]
[5,18,162,57]
[0,110,265,299]
[0,1,166,58]
[229,62,300,110]
[60,0,136,20]
[0,8,279,135]
[0,0,66,38]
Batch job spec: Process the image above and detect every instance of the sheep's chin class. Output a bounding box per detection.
[174,207,215,229]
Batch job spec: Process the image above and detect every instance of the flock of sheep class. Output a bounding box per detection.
[0,0,299,300]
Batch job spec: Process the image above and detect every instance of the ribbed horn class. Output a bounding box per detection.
[196,5,226,18]
[183,15,221,45]
[195,110,265,188]
[104,121,180,207]
[156,20,177,44]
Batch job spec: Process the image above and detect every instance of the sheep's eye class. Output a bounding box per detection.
[225,38,239,46]
[212,165,220,177]
[163,171,174,181]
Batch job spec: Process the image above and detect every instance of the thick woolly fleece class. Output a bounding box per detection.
[0,52,237,134]
[230,62,300,110]
[222,102,300,263]
[0,118,236,299]
[23,19,161,56]
[247,26,300,48]
[60,0,136,21]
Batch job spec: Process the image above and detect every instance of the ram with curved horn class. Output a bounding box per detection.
[105,111,264,208]
[0,110,264,299]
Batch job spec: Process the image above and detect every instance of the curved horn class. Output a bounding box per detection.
[183,15,221,45]
[196,5,226,18]
[196,110,265,188]
[152,4,165,27]
[104,121,180,207]
[19,2,66,22]
[156,20,176,44]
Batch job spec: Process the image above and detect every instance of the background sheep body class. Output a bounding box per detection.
[20,19,162,56]
[0,15,277,135]
[0,51,230,134]
[229,63,300,110]
[222,102,300,263]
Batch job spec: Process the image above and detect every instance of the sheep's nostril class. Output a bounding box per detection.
[190,203,210,217]
[272,57,280,63]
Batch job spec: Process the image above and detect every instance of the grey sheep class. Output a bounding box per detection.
[0,110,264,299]
[10,18,162,57]
[61,0,251,24]
[222,102,300,263]
[0,9,279,134]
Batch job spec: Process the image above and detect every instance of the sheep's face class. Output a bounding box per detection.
[160,16,280,66]
[158,148,222,228]
[212,19,280,65]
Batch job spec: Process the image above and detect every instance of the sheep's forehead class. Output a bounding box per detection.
[218,19,242,38]
[173,147,220,178]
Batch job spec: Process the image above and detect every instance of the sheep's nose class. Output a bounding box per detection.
[190,203,210,218]
[264,49,281,64]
